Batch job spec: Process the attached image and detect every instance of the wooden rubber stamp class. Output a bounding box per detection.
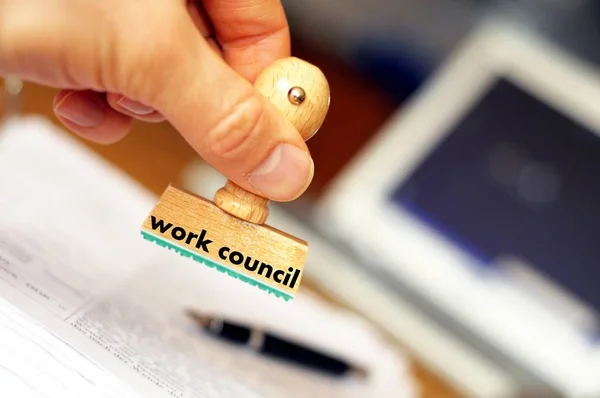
[140,57,330,301]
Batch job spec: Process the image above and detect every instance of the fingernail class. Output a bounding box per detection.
[248,143,314,201]
[116,97,154,115]
[54,93,105,127]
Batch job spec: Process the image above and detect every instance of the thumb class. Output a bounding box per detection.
[139,26,319,202]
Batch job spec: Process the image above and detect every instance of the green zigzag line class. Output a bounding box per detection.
[140,230,293,301]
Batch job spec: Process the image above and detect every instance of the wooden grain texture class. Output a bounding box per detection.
[142,185,308,300]
[214,57,330,224]
[213,180,271,224]
[252,56,330,141]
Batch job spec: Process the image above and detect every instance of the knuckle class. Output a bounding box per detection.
[204,91,267,161]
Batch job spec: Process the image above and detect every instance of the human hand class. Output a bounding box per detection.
[0,0,313,201]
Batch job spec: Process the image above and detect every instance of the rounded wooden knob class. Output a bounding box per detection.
[253,57,330,141]
[214,57,330,224]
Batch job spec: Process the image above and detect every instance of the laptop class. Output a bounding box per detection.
[315,18,600,398]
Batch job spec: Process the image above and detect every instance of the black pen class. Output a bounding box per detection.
[186,310,367,379]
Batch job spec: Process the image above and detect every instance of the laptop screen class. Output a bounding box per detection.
[389,77,600,314]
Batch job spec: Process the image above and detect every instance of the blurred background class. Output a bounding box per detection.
[4,1,600,397]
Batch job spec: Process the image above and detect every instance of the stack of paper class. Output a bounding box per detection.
[0,116,417,398]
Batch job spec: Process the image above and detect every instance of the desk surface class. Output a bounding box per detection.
[2,41,464,397]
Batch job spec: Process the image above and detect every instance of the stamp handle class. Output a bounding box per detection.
[214,57,330,224]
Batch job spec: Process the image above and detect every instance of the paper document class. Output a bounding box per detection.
[0,116,415,398]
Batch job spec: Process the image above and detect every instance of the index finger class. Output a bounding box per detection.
[201,0,290,82]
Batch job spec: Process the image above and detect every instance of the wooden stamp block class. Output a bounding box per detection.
[140,57,330,300]
[141,185,307,300]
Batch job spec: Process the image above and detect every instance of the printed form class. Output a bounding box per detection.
[0,116,268,398]
[0,117,414,398]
